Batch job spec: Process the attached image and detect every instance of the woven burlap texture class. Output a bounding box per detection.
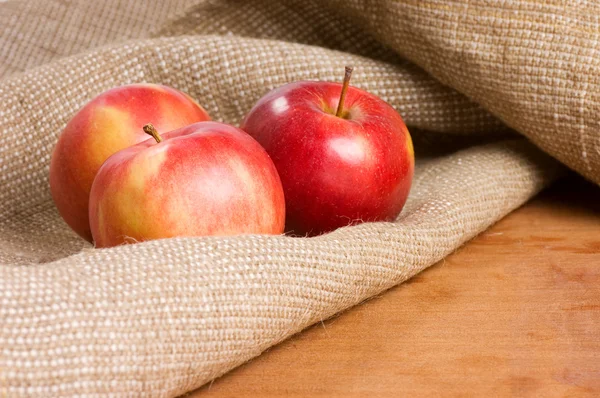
[0,0,586,396]
[316,0,600,184]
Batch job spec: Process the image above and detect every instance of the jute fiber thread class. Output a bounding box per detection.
[1,0,592,396]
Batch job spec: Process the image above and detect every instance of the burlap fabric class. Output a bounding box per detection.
[1,0,592,396]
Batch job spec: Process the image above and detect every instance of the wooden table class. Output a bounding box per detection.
[191,176,600,397]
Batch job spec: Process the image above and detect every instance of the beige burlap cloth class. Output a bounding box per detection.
[1,0,595,396]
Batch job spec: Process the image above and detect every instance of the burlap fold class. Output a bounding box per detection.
[316,0,600,184]
[0,0,593,396]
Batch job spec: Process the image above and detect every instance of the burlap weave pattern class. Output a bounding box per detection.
[0,0,588,396]
[0,0,200,79]
[317,0,600,184]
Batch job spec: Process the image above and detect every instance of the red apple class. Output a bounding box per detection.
[241,67,414,236]
[50,83,211,242]
[89,122,286,248]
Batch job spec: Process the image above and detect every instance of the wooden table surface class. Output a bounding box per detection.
[190,176,600,397]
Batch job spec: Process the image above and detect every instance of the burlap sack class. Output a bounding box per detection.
[0,0,590,396]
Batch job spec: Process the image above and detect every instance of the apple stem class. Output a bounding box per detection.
[335,65,354,118]
[143,123,163,143]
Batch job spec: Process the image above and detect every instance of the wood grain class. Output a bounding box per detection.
[189,176,600,397]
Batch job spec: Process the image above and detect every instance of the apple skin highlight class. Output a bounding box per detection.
[89,122,286,248]
[241,79,414,236]
[50,83,211,242]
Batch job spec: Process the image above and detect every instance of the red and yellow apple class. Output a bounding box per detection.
[50,83,210,242]
[241,67,414,236]
[88,121,286,248]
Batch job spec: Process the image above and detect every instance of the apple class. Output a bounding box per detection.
[241,67,414,236]
[88,121,286,248]
[50,83,211,242]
